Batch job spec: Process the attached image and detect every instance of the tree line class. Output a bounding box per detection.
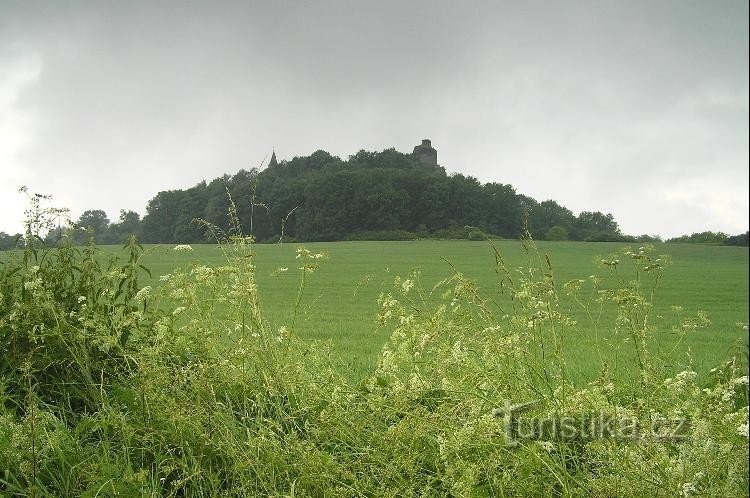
[666,231,749,246]
[0,148,746,248]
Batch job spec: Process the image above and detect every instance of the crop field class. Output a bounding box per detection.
[3,236,749,496]
[123,240,749,382]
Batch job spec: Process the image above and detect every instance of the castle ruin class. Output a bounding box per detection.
[412,139,438,167]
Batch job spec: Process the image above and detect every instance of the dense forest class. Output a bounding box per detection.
[0,147,747,248]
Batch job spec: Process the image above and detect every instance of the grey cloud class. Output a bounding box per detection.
[0,0,747,237]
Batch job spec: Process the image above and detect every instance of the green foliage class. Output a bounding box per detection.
[129,147,623,243]
[0,232,21,251]
[667,231,730,244]
[344,230,419,241]
[0,196,747,496]
[668,230,749,247]
[574,211,622,241]
[725,231,749,246]
[545,225,569,241]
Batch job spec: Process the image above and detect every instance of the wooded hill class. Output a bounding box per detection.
[136,148,633,244]
[3,147,708,248]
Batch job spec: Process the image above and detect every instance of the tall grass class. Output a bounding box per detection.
[0,195,747,496]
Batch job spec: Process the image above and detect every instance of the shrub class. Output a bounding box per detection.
[545,225,568,241]
[344,230,418,241]
[466,228,487,241]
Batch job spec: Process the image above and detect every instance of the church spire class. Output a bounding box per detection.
[268,150,278,167]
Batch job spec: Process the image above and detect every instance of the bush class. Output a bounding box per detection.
[584,231,631,242]
[467,228,487,241]
[544,225,568,241]
[344,230,418,241]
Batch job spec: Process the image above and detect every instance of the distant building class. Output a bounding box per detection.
[412,139,438,167]
[268,150,279,167]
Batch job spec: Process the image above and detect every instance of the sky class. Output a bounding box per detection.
[0,0,748,238]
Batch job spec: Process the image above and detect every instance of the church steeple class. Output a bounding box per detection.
[268,150,279,167]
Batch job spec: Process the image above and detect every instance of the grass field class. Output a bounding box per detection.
[114,239,749,383]
[3,238,748,495]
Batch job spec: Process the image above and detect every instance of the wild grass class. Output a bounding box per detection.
[0,196,748,496]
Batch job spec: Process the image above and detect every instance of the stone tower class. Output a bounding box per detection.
[412,139,437,167]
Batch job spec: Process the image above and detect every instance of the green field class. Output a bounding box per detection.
[123,240,749,383]
[4,238,749,495]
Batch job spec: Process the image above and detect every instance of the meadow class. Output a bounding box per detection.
[2,235,748,496]
[126,240,749,382]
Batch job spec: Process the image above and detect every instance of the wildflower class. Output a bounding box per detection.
[681,482,697,497]
[738,421,749,438]
[451,341,466,361]
[276,325,288,343]
[191,266,215,281]
[135,286,152,302]
[401,279,414,293]
[23,278,42,291]
[172,307,186,316]
[173,244,193,252]
[681,472,704,497]
[539,441,554,453]
[675,370,697,383]
[77,296,86,303]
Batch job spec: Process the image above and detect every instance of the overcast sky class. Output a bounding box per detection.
[1,0,748,238]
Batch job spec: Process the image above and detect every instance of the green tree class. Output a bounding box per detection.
[0,231,21,250]
[109,210,142,243]
[527,200,575,239]
[75,210,110,244]
[142,191,182,243]
[573,211,621,241]
[725,231,749,246]
[545,225,569,241]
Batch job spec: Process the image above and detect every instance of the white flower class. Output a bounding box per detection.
[172,307,186,316]
[191,266,215,281]
[451,341,466,361]
[401,279,414,293]
[675,370,697,383]
[135,286,152,302]
[738,422,749,438]
[681,482,697,497]
[77,296,86,303]
[23,278,42,291]
[539,441,554,453]
[173,244,193,252]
